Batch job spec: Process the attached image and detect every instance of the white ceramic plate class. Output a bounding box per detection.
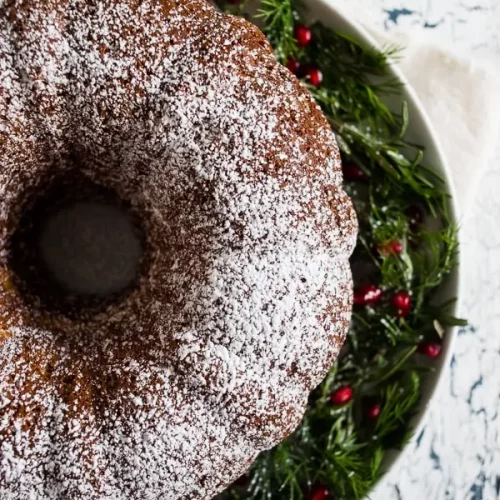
[305,0,463,490]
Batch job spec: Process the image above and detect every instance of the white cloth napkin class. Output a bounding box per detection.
[368,29,500,216]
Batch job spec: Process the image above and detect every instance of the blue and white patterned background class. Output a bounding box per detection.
[331,1,500,499]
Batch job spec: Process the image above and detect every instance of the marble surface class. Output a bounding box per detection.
[331,1,500,499]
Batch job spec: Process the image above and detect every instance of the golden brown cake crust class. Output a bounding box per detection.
[0,0,357,498]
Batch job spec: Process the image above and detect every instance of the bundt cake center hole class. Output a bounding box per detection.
[9,176,147,314]
[39,200,142,297]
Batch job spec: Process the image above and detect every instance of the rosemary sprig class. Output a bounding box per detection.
[217,1,464,499]
[257,0,301,62]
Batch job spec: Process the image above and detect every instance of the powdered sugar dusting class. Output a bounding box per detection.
[0,0,357,498]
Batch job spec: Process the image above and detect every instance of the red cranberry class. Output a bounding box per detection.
[295,24,312,47]
[366,401,381,420]
[392,291,411,317]
[378,240,403,256]
[418,342,442,358]
[286,58,301,75]
[342,162,365,182]
[306,67,323,87]
[354,284,383,306]
[330,386,353,406]
[308,485,331,500]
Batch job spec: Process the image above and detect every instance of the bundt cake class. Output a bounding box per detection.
[0,0,357,498]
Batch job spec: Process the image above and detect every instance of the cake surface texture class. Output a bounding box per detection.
[0,0,357,498]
